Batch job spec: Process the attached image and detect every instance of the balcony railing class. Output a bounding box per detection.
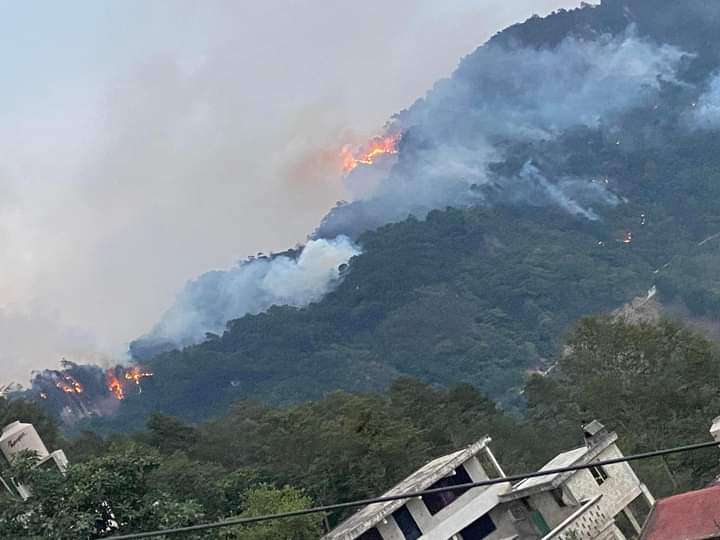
[541,494,607,540]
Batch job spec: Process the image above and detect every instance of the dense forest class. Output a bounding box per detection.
[3,317,720,538]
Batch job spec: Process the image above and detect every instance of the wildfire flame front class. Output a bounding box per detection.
[341,134,400,174]
[106,366,153,400]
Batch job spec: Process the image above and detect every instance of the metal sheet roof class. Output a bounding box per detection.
[640,483,720,540]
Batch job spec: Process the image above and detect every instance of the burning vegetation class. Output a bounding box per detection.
[106,366,153,401]
[341,134,400,174]
[30,360,153,422]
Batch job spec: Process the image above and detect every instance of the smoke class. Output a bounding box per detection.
[135,237,360,350]
[315,28,687,238]
[689,72,720,129]
[154,24,685,349]
[2,1,592,383]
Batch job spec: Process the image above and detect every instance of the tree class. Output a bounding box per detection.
[219,485,323,540]
[0,443,204,539]
[526,317,720,495]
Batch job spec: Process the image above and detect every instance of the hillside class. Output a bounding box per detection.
[50,0,720,430]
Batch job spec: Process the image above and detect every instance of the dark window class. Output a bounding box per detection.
[459,513,496,540]
[358,528,383,540]
[614,511,638,538]
[392,506,422,540]
[590,465,608,485]
[422,465,473,514]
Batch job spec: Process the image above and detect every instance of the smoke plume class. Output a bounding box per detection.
[134,237,360,351]
[4,0,591,382]
[148,25,691,349]
[317,28,687,238]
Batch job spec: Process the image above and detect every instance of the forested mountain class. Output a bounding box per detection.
[70,0,720,431]
[7,1,720,537]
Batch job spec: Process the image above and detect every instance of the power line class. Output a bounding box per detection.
[109,439,719,539]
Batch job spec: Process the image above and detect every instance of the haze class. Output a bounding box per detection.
[0,0,588,383]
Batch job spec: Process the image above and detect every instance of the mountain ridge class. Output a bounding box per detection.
[31,0,720,431]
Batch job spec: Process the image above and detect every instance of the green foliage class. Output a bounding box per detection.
[218,486,322,540]
[0,439,320,539]
[526,317,720,496]
[0,397,60,449]
[138,412,200,453]
[183,378,540,516]
[0,443,203,539]
[8,317,720,537]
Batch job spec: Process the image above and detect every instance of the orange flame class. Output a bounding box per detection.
[106,366,153,400]
[124,367,153,394]
[56,375,83,394]
[341,134,400,174]
[107,373,125,400]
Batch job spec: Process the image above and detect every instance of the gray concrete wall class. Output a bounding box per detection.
[564,444,642,523]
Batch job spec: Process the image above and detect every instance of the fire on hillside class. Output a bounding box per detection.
[31,360,153,423]
[341,134,400,174]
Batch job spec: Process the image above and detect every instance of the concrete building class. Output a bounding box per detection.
[323,421,653,540]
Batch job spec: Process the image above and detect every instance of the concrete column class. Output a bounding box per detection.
[622,507,642,534]
[377,517,405,540]
[640,483,655,507]
[485,446,506,478]
[710,416,720,443]
[406,497,433,532]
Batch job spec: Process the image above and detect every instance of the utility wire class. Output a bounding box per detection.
[110,439,719,539]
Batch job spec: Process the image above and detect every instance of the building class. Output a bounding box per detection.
[639,482,720,540]
[323,421,654,540]
[322,437,513,540]
[639,417,720,540]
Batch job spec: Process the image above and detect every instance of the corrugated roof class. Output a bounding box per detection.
[640,483,720,540]
[322,437,492,540]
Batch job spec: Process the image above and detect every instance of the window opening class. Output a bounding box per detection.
[422,465,473,515]
[459,513,496,540]
[392,506,422,540]
[590,465,608,485]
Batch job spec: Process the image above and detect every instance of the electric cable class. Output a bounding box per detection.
[108,439,720,539]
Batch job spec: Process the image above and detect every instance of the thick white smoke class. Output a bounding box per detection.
[429,27,687,139]
[317,28,687,238]
[139,237,360,348]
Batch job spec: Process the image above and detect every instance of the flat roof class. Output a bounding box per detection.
[323,437,492,540]
[511,446,588,492]
[501,431,617,501]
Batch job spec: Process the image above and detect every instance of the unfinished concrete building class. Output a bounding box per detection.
[323,421,653,540]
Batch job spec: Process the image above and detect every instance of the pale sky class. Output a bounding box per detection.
[0,0,588,383]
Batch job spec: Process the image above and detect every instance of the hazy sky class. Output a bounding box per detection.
[0,0,587,383]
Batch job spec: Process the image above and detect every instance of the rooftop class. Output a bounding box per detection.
[640,482,720,540]
[501,430,617,501]
[323,437,492,540]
